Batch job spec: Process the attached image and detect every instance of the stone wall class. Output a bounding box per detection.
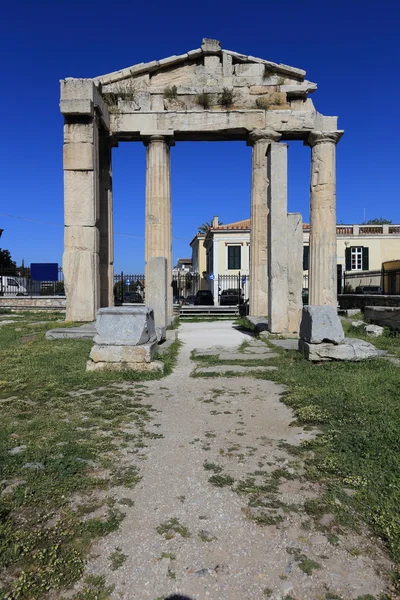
[338,294,400,311]
[0,296,66,310]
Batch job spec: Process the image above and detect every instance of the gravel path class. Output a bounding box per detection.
[82,322,392,600]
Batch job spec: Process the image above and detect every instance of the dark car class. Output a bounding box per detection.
[184,295,196,305]
[220,288,244,306]
[123,291,144,303]
[194,290,214,305]
[355,286,383,295]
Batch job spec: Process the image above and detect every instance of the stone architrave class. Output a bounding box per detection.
[267,142,288,333]
[287,212,303,334]
[143,133,174,319]
[146,256,168,341]
[307,130,344,307]
[247,129,281,317]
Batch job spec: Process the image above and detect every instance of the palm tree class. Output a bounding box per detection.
[197,219,223,234]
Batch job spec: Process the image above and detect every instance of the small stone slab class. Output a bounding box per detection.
[268,338,299,351]
[299,337,380,362]
[243,346,270,354]
[196,365,278,374]
[300,306,345,344]
[365,324,384,337]
[89,342,156,363]
[217,352,279,361]
[45,322,96,340]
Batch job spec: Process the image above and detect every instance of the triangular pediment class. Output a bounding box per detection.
[94,39,317,114]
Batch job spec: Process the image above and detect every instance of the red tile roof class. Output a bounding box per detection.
[212,218,251,230]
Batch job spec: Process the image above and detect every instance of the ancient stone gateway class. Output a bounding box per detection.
[60,38,343,334]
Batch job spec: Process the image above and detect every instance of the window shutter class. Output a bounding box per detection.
[303,246,309,270]
[362,246,369,271]
[345,247,352,271]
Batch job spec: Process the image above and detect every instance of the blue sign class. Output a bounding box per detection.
[209,274,215,281]
[242,276,246,285]
[30,263,59,282]
[125,279,131,285]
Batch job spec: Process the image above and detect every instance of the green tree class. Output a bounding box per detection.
[198,220,223,234]
[0,249,17,273]
[363,217,392,225]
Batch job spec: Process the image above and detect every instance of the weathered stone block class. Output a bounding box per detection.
[63,142,94,171]
[89,342,157,363]
[364,306,400,333]
[299,338,380,362]
[300,306,345,344]
[64,122,94,144]
[64,171,97,227]
[63,250,99,322]
[86,359,163,372]
[64,226,99,252]
[60,99,93,116]
[235,64,265,77]
[94,306,157,346]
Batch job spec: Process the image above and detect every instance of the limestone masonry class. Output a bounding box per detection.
[61,38,343,333]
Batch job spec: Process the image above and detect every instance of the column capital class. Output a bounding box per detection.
[306,130,344,147]
[247,128,281,146]
[141,131,175,147]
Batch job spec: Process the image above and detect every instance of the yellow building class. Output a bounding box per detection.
[191,218,400,298]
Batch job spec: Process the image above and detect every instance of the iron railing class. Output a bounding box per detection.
[0,267,64,297]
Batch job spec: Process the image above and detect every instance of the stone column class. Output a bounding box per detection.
[247,129,281,317]
[267,143,288,333]
[307,131,343,306]
[63,116,100,322]
[143,133,174,318]
[99,131,115,308]
[287,212,303,334]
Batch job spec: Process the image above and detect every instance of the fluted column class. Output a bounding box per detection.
[307,130,343,306]
[99,132,115,308]
[143,133,174,318]
[247,129,281,317]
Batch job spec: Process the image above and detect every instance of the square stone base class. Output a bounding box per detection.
[86,359,164,372]
[89,342,157,364]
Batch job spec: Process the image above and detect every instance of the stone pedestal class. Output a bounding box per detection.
[143,133,174,319]
[307,131,343,307]
[87,306,162,372]
[267,142,288,333]
[248,129,281,317]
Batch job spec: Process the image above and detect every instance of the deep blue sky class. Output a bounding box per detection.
[1,0,399,272]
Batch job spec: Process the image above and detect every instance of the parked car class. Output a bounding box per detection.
[0,276,27,296]
[184,295,196,305]
[173,295,185,305]
[122,291,143,303]
[219,288,244,306]
[355,286,383,295]
[194,290,214,305]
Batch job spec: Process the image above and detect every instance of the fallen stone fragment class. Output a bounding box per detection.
[8,445,27,455]
[299,338,381,361]
[365,324,384,337]
[300,306,345,344]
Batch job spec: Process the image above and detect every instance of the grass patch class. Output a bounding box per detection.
[256,337,400,589]
[208,474,235,487]
[156,517,191,540]
[109,547,128,570]
[0,314,164,598]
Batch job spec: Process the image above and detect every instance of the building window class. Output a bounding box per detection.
[303,245,309,270]
[345,246,369,271]
[228,246,241,270]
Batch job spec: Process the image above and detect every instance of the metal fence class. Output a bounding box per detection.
[0,267,64,297]
[342,268,400,295]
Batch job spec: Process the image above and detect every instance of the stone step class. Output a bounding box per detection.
[195,364,278,375]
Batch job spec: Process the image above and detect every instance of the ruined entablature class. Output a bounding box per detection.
[60,39,339,142]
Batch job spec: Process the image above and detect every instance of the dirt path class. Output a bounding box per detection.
[82,322,391,600]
